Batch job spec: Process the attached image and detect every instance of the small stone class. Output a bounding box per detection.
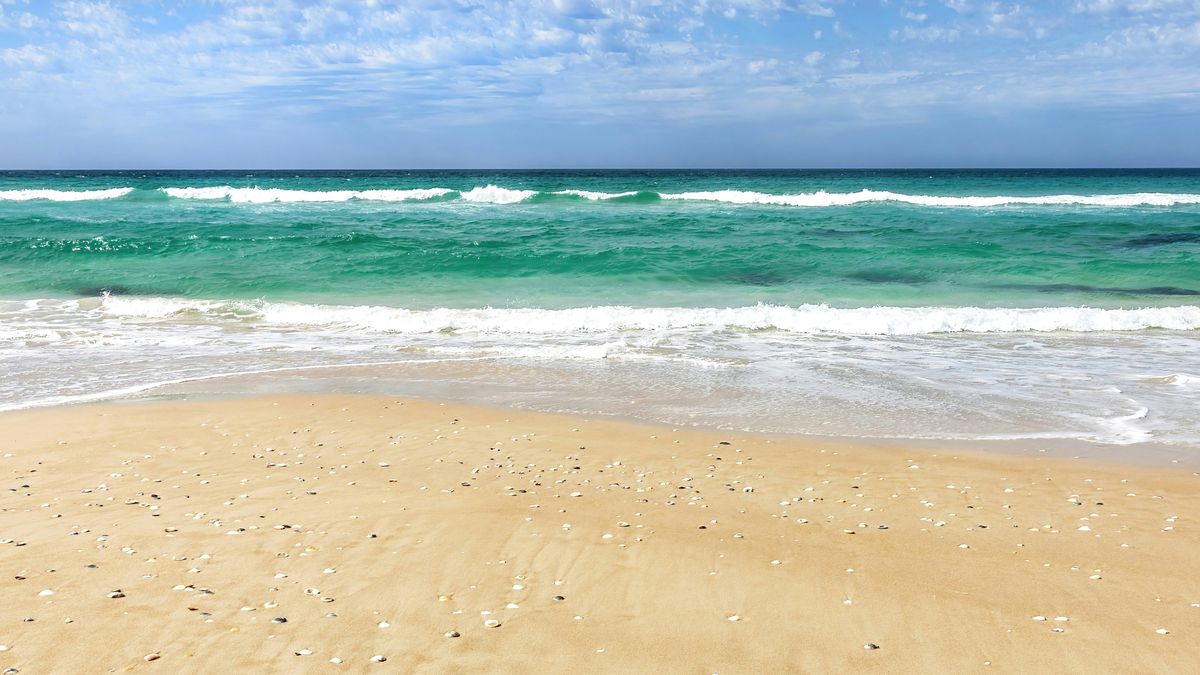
[1156,628,1169,635]
[294,649,313,656]
[107,590,125,599]
[143,654,160,662]
[727,614,740,622]
[445,631,460,638]
[38,589,54,597]
[272,617,287,624]
[378,621,390,628]
[330,657,343,664]
[370,654,387,662]
[1032,615,1046,621]
[553,595,565,601]
[864,643,880,650]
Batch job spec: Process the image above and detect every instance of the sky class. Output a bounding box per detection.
[0,0,1198,168]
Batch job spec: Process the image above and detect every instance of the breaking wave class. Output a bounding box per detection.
[5,185,1199,208]
[159,186,453,203]
[657,189,1200,208]
[0,187,134,201]
[98,296,1200,335]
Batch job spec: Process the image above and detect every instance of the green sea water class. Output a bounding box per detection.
[2,169,1199,447]
[2,169,1199,308]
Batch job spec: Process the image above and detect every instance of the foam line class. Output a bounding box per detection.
[98,296,1200,335]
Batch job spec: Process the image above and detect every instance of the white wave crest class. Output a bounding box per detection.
[134,186,1200,208]
[0,188,134,202]
[553,189,640,200]
[99,297,1200,335]
[160,186,453,203]
[458,184,537,204]
[659,189,1200,208]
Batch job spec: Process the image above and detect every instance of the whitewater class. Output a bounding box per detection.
[2,169,1199,447]
[97,296,1200,335]
[5,185,1200,207]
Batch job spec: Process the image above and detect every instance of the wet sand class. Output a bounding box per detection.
[1,394,1197,673]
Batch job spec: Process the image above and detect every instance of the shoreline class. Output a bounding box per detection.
[9,366,1197,470]
[2,393,1197,672]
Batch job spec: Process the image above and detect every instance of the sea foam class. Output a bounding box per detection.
[458,185,538,204]
[553,189,641,200]
[659,189,1200,208]
[148,185,1200,207]
[0,188,134,201]
[160,186,453,202]
[99,297,1200,335]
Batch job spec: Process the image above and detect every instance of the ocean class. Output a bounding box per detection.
[2,169,1198,446]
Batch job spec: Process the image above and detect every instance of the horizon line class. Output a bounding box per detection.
[4,166,1200,172]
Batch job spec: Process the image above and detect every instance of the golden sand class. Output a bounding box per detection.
[1,395,1197,673]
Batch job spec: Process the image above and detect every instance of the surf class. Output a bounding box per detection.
[95,296,1200,335]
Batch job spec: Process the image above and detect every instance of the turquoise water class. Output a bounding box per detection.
[2,170,1199,445]
[1,170,1199,308]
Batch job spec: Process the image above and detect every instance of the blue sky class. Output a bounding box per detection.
[1,0,1198,168]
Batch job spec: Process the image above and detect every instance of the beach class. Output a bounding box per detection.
[2,394,1197,673]
[4,0,1200,670]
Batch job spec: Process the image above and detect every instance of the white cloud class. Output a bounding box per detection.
[58,1,128,39]
[0,0,1198,156]
[1073,0,1200,14]
[891,24,962,40]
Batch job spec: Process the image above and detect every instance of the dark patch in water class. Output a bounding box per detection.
[1000,282,1200,296]
[76,284,135,296]
[845,270,930,284]
[726,270,792,286]
[1124,232,1200,248]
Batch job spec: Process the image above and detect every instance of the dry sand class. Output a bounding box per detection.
[1,394,1197,673]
